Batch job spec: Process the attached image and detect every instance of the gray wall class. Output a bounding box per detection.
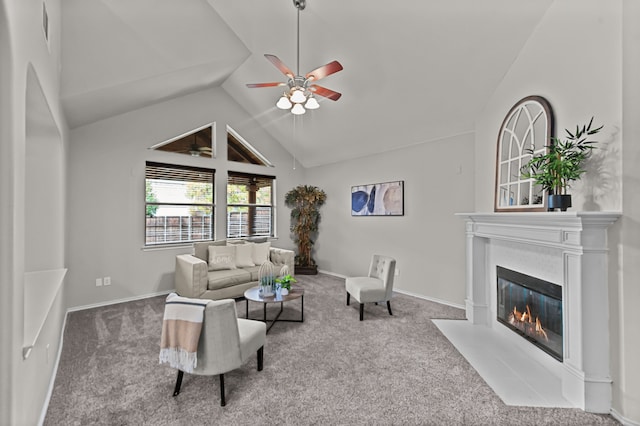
[306,133,475,306]
[66,87,302,309]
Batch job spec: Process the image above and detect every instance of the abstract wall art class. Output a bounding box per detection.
[351,181,404,216]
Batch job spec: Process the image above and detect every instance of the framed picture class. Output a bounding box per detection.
[351,181,404,216]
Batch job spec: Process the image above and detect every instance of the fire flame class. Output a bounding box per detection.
[508,305,549,342]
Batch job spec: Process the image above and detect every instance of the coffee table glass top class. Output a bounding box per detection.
[244,284,304,303]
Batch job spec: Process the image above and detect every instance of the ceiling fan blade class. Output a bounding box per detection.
[309,85,342,101]
[305,60,343,81]
[246,82,287,88]
[264,54,295,79]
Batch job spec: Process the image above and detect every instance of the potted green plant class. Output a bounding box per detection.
[284,185,327,274]
[521,117,603,211]
[275,274,297,295]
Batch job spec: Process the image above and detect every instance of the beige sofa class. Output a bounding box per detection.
[175,239,295,300]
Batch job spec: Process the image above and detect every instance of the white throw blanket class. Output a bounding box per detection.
[159,293,209,373]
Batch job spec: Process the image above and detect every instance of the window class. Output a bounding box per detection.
[145,162,215,245]
[227,172,275,238]
[227,125,273,166]
[149,123,214,158]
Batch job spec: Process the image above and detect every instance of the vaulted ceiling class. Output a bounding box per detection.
[61,0,553,167]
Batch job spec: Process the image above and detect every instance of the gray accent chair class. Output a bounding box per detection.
[172,299,266,406]
[345,255,396,321]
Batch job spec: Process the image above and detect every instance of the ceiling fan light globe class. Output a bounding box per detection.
[290,89,306,104]
[291,103,306,115]
[276,96,292,109]
[305,97,320,110]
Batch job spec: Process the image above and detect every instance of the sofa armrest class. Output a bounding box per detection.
[175,254,208,298]
[269,247,295,275]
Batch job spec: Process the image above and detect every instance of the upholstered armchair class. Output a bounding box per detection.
[172,299,266,406]
[345,255,397,321]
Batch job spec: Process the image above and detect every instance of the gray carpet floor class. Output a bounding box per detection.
[44,273,619,425]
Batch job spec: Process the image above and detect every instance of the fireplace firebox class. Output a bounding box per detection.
[496,266,563,361]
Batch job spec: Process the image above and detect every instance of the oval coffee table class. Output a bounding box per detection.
[244,284,304,333]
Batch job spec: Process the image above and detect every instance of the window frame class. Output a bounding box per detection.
[144,161,215,246]
[226,171,276,239]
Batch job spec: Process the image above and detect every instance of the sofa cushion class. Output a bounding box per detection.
[234,242,256,268]
[194,240,225,262]
[207,269,252,290]
[208,245,237,271]
[252,242,271,265]
[243,265,262,282]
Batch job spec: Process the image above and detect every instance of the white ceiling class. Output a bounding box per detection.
[61,0,553,167]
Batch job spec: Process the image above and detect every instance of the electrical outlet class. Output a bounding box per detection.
[395,268,400,276]
[95,278,103,287]
[103,276,111,286]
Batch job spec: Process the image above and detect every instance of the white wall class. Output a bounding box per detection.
[305,133,475,306]
[0,0,69,424]
[66,87,302,309]
[475,0,638,423]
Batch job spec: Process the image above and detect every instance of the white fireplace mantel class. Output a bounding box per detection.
[456,211,620,413]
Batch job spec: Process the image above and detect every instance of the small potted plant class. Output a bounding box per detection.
[521,117,603,211]
[275,274,297,296]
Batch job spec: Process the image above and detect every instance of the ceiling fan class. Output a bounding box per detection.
[246,0,343,115]
[184,141,212,157]
[174,133,212,157]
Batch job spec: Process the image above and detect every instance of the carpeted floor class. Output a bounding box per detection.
[44,273,619,425]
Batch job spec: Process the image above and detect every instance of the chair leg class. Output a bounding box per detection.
[387,301,393,316]
[346,292,350,305]
[173,370,184,396]
[257,346,264,371]
[219,374,226,407]
[359,303,364,321]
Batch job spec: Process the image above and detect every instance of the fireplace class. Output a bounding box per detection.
[496,266,563,361]
[456,212,620,413]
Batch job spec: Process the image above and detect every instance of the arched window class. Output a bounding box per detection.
[495,96,554,212]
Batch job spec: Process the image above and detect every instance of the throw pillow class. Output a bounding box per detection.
[234,242,255,268]
[208,245,237,271]
[252,241,271,265]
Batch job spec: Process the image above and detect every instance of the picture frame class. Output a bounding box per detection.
[351,180,404,216]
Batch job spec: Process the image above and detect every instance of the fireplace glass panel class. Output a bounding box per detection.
[496,266,563,361]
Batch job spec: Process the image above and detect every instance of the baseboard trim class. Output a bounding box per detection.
[611,408,640,426]
[394,288,465,310]
[317,269,465,310]
[317,269,347,279]
[38,310,67,426]
[67,290,173,313]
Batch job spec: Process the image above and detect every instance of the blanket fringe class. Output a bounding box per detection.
[159,347,198,373]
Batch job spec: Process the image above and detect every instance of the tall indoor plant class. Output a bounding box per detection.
[521,117,603,211]
[284,185,327,274]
